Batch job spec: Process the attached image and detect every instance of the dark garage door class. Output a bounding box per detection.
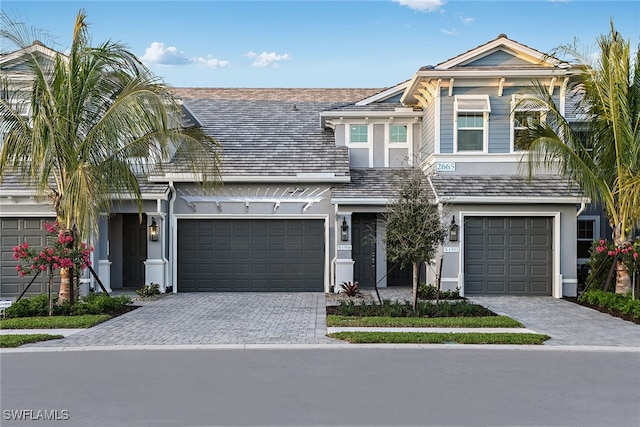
[1,217,57,298]
[465,217,552,295]
[177,219,324,292]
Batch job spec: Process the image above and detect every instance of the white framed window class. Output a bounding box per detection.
[511,95,547,152]
[349,124,368,143]
[454,95,490,152]
[577,216,600,261]
[389,124,408,143]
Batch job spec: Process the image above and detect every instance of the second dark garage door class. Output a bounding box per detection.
[177,219,324,292]
[464,216,552,295]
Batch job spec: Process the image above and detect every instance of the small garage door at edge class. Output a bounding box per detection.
[177,219,324,291]
[464,217,552,295]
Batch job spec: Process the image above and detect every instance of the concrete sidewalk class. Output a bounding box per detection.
[0,328,84,336]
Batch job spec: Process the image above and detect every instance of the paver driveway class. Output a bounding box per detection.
[468,296,640,347]
[28,293,337,347]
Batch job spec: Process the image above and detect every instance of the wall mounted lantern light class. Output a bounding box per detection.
[340,218,349,242]
[148,217,159,241]
[449,215,459,242]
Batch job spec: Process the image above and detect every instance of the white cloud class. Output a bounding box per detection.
[141,42,229,69]
[245,51,291,68]
[392,0,445,12]
[440,29,458,36]
[194,56,230,69]
[141,42,190,66]
[460,16,474,24]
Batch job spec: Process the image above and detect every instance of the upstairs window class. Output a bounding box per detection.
[454,95,490,152]
[512,95,547,151]
[349,124,368,143]
[389,124,408,143]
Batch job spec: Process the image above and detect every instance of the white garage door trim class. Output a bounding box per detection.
[458,211,561,298]
[171,214,330,292]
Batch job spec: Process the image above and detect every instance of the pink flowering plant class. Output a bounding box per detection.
[594,239,640,275]
[12,221,93,277]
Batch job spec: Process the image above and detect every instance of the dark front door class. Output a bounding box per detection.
[352,214,376,287]
[123,214,147,288]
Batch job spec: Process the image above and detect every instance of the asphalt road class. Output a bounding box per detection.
[1,347,639,426]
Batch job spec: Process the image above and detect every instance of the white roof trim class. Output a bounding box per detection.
[440,196,587,204]
[331,198,390,205]
[154,173,350,183]
[436,37,560,69]
[354,81,410,106]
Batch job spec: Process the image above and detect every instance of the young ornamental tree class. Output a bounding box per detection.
[384,168,446,309]
[0,10,221,303]
[516,22,639,294]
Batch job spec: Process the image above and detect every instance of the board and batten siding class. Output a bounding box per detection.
[465,50,535,67]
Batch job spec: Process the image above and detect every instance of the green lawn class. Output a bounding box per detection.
[328,332,550,345]
[0,314,110,329]
[327,315,523,328]
[0,334,65,348]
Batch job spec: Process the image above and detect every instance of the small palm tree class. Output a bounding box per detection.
[517,22,639,294]
[0,10,221,302]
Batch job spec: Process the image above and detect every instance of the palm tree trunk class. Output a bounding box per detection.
[613,226,632,295]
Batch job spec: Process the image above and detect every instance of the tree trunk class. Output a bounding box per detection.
[412,261,419,310]
[613,225,632,295]
[58,267,72,304]
[615,260,632,295]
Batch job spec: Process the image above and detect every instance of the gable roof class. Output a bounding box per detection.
[435,34,561,69]
[400,34,574,106]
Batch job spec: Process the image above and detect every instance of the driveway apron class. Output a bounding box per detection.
[26,293,336,347]
[468,296,640,347]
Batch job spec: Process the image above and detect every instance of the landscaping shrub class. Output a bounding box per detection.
[4,293,132,318]
[4,294,70,317]
[73,293,132,316]
[135,283,161,299]
[328,299,496,318]
[417,283,461,300]
[578,289,640,321]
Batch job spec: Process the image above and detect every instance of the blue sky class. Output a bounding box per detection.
[2,1,639,88]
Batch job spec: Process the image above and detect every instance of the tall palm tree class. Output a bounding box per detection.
[0,10,221,302]
[517,22,639,294]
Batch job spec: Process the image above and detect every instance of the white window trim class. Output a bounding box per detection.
[346,123,371,146]
[510,94,548,152]
[385,123,412,167]
[453,95,490,154]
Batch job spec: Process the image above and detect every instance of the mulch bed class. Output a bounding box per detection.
[563,297,640,325]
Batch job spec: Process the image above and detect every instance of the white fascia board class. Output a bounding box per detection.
[417,69,567,79]
[444,196,587,204]
[331,198,390,205]
[436,39,560,69]
[354,81,410,106]
[320,110,422,119]
[0,44,61,66]
[155,173,350,183]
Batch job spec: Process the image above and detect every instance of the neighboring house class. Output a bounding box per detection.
[1,35,596,299]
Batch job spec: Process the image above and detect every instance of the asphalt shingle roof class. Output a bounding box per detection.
[332,168,435,201]
[430,174,584,199]
[167,97,357,178]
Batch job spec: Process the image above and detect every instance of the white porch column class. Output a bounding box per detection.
[335,213,354,292]
[96,215,112,293]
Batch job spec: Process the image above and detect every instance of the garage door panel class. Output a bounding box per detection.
[1,217,58,298]
[178,219,323,291]
[465,216,551,295]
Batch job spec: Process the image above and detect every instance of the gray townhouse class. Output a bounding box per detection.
[1,35,598,299]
